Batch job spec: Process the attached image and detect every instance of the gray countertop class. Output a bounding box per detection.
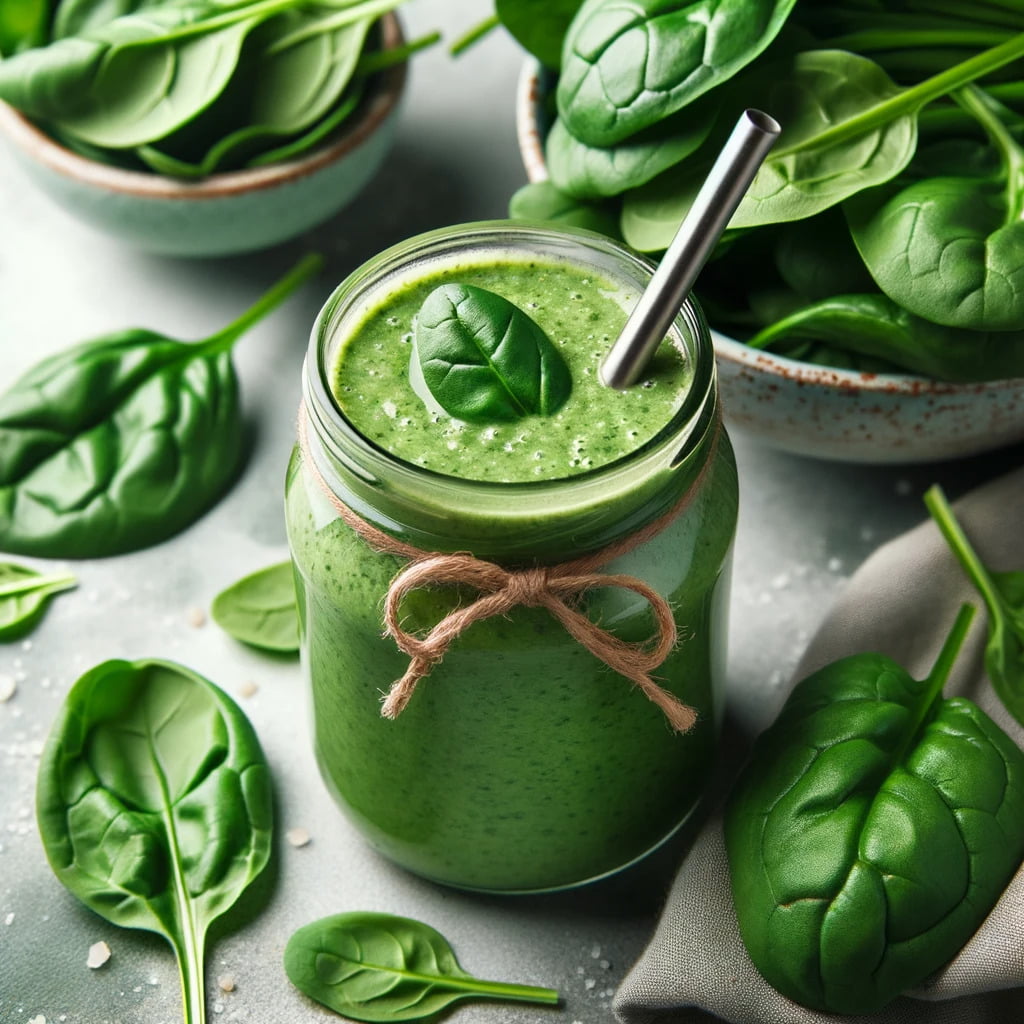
[1,3,1022,1023]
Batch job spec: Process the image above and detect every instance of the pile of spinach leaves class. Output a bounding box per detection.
[496,0,1024,382]
[0,0,435,178]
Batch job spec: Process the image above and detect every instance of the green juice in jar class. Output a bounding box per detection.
[286,223,737,892]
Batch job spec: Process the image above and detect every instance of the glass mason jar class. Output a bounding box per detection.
[286,222,738,893]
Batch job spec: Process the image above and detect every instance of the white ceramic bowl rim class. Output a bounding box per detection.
[0,14,406,200]
[514,59,1024,399]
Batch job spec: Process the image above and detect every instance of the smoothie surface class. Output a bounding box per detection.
[330,254,692,483]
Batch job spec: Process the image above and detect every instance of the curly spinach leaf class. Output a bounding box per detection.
[557,0,797,146]
[0,253,321,558]
[745,292,1024,380]
[415,283,573,422]
[211,561,298,653]
[284,912,560,1022]
[545,95,717,199]
[0,562,76,641]
[850,86,1024,330]
[726,605,1024,1014]
[622,35,1024,250]
[495,0,584,69]
[509,179,622,239]
[925,485,1024,729]
[37,657,273,1024]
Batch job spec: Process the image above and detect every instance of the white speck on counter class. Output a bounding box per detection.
[827,557,843,573]
[771,572,791,590]
[5,912,14,925]
[218,975,236,993]
[590,944,601,958]
[0,675,16,702]
[212,1001,224,1014]
[286,827,311,848]
[186,607,207,628]
[237,681,258,699]
[20,640,32,652]
[584,977,596,990]
[28,1015,45,1024]
[600,959,611,969]
[87,941,111,969]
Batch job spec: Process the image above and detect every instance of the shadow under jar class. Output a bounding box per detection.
[286,222,738,893]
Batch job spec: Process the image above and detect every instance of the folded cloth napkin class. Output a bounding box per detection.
[614,466,1024,1024]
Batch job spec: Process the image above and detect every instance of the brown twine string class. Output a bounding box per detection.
[298,402,719,733]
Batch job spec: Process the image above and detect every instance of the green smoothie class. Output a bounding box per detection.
[287,224,737,891]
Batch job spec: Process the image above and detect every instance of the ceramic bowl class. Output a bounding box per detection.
[0,16,406,258]
[514,62,1024,464]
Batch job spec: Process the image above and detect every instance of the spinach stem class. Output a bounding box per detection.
[449,14,500,56]
[266,0,402,54]
[201,252,323,354]
[0,573,76,599]
[443,975,560,1005]
[924,484,1006,619]
[826,29,1011,51]
[355,29,442,75]
[774,31,1024,158]
[922,602,977,703]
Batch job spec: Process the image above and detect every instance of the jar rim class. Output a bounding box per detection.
[303,220,718,499]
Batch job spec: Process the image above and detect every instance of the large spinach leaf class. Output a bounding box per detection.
[284,912,560,1021]
[557,0,797,146]
[36,657,273,1024]
[0,561,76,640]
[925,484,1024,729]
[415,283,573,422]
[725,606,1024,1014]
[850,86,1024,330]
[0,253,321,558]
[745,292,1024,380]
[508,179,622,238]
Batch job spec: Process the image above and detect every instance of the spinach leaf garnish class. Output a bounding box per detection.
[0,252,321,558]
[925,483,1024,728]
[211,561,299,653]
[726,605,1024,1014]
[284,912,560,1022]
[0,562,77,641]
[415,283,572,422]
[37,657,273,1024]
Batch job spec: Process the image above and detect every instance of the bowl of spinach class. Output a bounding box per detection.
[507,0,1024,464]
[0,1,418,257]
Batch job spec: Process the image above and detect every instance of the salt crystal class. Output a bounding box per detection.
[28,1016,45,1024]
[218,975,236,993]
[590,944,601,958]
[5,912,14,925]
[827,557,843,573]
[286,828,311,848]
[584,978,596,990]
[186,607,207,629]
[237,681,258,699]
[0,675,16,702]
[87,940,111,969]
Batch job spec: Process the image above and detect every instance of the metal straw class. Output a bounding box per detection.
[600,108,781,390]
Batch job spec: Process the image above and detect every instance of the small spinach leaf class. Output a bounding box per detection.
[37,657,273,1024]
[557,0,797,146]
[0,0,50,55]
[925,484,1024,729]
[726,605,1024,1014]
[509,179,622,239]
[211,561,299,653]
[284,912,560,1022]
[0,253,321,558]
[415,284,573,422]
[0,562,77,641]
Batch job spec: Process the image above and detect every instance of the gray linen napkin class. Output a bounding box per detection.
[614,466,1024,1023]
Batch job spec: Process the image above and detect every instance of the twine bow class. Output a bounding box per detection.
[299,403,718,734]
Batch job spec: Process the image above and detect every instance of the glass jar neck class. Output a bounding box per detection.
[301,222,720,564]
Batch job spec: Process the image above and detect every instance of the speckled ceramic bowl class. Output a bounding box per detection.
[0,15,406,258]
[515,61,1024,464]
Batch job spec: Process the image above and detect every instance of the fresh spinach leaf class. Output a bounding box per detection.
[545,96,717,199]
[557,0,797,146]
[621,36,1024,250]
[52,0,157,39]
[211,561,298,652]
[726,605,1024,1014]
[284,912,560,1022]
[745,292,1024,380]
[925,484,1024,729]
[0,562,76,641]
[415,283,573,422]
[509,179,622,239]
[0,0,51,54]
[494,0,585,69]
[36,657,273,1024]
[0,253,321,558]
[850,86,1024,330]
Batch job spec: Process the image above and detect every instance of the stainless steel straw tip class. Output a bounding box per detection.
[599,107,782,391]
